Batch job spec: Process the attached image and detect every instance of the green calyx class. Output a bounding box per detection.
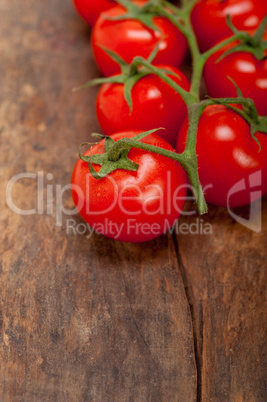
[211,98,267,150]
[217,15,267,62]
[108,0,188,38]
[79,127,208,215]
[79,129,161,179]
[73,43,180,111]
[207,78,267,150]
[109,0,166,32]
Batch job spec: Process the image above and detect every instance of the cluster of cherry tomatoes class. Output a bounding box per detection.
[71,0,267,242]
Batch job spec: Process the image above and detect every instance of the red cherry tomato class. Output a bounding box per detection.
[91,2,187,77]
[73,0,149,27]
[191,0,267,52]
[73,0,114,26]
[71,131,187,242]
[204,36,267,116]
[96,65,190,146]
[176,105,267,207]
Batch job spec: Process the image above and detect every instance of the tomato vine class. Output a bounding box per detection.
[76,0,267,215]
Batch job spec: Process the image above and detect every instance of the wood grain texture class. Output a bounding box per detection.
[0,0,197,400]
[1,0,266,400]
[176,199,267,401]
[0,227,197,400]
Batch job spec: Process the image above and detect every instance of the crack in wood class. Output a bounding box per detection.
[119,266,160,372]
[171,232,202,402]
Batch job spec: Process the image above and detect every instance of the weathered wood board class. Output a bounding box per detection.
[0,0,266,401]
[176,201,267,401]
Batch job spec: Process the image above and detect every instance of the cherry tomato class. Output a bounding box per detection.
[96,65,190,146]
[71,131,187,242]
[176,105,267,207]
[73,0,115,27]
[91,2,187,77]
[204,36,267,116]
[73,0,149,27]
[191,0,267,52]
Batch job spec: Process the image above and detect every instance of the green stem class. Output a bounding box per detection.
[157,1,245,100]
[157,3,188,36]
[156,2,201,101]
[108,138,208,214]
[184,101,210,212]
[108,139,185,163]
[132,57,195,104]
[185,102,208,151]
[201,31,246,63]
[161,0,183,14]
[179,0,187,7]
[184,19,201,99]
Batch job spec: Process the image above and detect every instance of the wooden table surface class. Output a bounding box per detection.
[0,0,266,401]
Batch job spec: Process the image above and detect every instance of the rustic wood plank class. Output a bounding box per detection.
[176,197,267,401]
[0,0,196,400]
[0,227,197,400]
